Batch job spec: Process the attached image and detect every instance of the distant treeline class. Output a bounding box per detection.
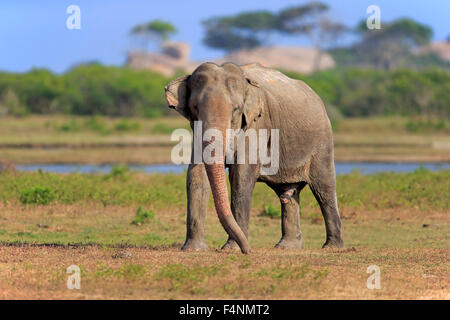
[285,68,450,118]
[0,64,169,117]
[0,64,449,119]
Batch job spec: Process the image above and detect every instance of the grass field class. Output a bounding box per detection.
[0,168,448,299]
[0,115,449,164]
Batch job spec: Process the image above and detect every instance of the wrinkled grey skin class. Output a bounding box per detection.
[165,62,344,252]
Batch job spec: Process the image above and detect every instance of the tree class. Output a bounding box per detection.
[131,20,177,51]
[231,11,280,40]
[278,1,329,33]
[203,11,279,53]
[354,18,433,69]
[278,2,348,71]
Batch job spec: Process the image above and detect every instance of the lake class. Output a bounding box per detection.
[15,162,450,175]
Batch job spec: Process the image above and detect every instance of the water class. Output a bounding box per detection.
[15,162,450,175]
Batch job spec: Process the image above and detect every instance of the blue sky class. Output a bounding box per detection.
[1,0,449,73]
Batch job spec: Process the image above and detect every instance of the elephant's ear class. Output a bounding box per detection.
[242,78,263,129]
[164,75,190,118]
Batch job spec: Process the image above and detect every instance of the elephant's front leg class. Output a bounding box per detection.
[275,189,303,249]
[182,163,210,251]
[221,164,258,250]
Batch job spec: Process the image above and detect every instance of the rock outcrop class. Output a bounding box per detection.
[419,41,450,62]
[216,46,335,74]
[126,42,198,77]
[126,41,335,76]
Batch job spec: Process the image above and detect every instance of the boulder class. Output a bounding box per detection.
[419,41,450,62]
[215,46,335,74]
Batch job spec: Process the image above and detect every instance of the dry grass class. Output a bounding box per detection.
[0,146,174,164]
[1,116,449,164]
[0,245,448,300]
[0,200,448,299]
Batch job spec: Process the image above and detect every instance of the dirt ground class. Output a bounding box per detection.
[0,245,448,300]
[0,165,448,299]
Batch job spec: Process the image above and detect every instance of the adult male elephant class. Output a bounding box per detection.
[165,62,344,254]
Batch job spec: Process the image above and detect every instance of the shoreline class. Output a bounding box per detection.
[2,150,450,165]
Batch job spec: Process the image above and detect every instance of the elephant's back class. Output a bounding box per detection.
[241,63,329,128]
[241,63,334,184]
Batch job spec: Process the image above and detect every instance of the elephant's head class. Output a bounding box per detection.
[164,62,263,254]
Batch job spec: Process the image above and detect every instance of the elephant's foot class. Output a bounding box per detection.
[275,237,303,250]
[221,239,241,251]
[181,238,208,251]
[322,237,344,249]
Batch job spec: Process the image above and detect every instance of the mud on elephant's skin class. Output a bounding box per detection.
[164,62,344,254]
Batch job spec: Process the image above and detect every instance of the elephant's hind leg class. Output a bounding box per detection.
[308,166,344,248]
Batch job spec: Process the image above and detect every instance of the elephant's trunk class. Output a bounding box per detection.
[203,124,251,254]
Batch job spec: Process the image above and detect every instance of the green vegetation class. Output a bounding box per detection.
[56,118,140,133]
[103,165,131,181]
[203,2,347,55]
[83,116,110,133]
[114,119,140,131]
[1,66,449,119]
[151,122,179,134]
[58,119,81,132]
[405,118,448,133]
[0,64,170,117]
[203,11,279,52]
[336,18,435,70]
[201,2,447,74]
[131,19,177,49]
[131,206,155,225]
[260,204,280,218]
[1,168,448,211]
[96,263,147,280]
[284,68,450,118]
[19,186,55,205]
[255,263,328,282]
[156,263,222,292]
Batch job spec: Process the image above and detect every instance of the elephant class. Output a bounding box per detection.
[164,62,344,254]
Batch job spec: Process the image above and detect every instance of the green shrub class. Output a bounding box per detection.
[84,116,110,133]
[151,123,174,134]
[59,119,81,132]
[104,165,130,180]
[285,68,450,119]
[131,206,155,225]
[19,186,55,205]
[405,118,448,133]
[0,65,171,117]
[260,204,280,218]
[114,119,140,131]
